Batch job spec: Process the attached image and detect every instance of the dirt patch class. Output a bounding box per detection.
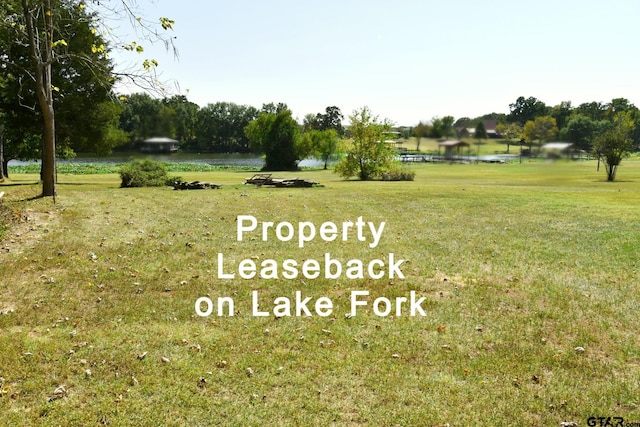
[0,206,60,256]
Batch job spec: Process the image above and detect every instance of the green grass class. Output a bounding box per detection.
[1,160,639,426]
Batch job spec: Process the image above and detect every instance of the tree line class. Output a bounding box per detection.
[1,1,637,191]
[412,96,640,153]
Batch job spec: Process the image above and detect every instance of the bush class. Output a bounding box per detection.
[381,167,415,181]
[119,159,173,188]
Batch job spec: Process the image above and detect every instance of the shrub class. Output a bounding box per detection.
[381,167,415,181]
[119,159,172,188]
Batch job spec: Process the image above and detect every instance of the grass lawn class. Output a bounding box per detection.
[1,159,639,426]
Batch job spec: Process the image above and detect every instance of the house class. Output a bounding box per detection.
[465,120,499,138]
[140,137,179,153]
[483,120,498,138]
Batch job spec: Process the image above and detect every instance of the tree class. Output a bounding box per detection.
[302,113,319,132]
[162,95,199,146]
[303,106,345,136]
[412,121,429,151]
[430,115,454,139]
[474,121,488,139]
[316,106,344,135]
[302,129,340,170]
[522,116,558,153]
[558,114,603,151]
[592,112,635,181]
[119,93,164,144]
[549,101,573,130]
[0,123,5,181]
[18,0,58,196]
[496,122,522,154]
[574,101,607,121]
[1,1,128,174]
[260,102,289,115]
[474,121,487,156]
[4,0,175,197]
[245,108,308,171]
[508,96,548,124]
[334,107,394,180]
[605,98,635,119]
[195,102,257,152]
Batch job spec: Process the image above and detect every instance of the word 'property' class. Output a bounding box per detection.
[237,215,386,248]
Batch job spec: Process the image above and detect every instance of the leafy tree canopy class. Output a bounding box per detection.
[334,107,394,181]
[508,96,549,124]
[244,108,308,171]
[522,116,558,146]
[1,0,123,162]
[592,111,635,181]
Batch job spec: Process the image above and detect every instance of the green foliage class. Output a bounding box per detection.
[558,114,609,151]
[412,121,430,151]
[495,122,523,153]
[0,0,119,163]
[508,96,549,124]
[119,159,172,187]
[549,100,573,130]
[474,121,488,139]
[334,107,394,180]
[193,101,258,152]
[244,109,306,171]
[522,116,558,148]
[592,112,635,181]
[381,165,415,181]
[302,129,340,170]
[429,115,455,139]
[119,93,165,144]
[312,106,345,135]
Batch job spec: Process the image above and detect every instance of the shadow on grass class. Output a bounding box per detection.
[0,181,40,187]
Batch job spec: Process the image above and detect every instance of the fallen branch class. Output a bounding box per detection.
[172,181,221,190]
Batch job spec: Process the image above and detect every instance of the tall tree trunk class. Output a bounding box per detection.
[22,0,56,198]
[0,127,5,181]
[41,104,56,196]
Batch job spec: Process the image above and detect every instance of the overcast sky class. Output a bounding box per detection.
[112,0,640,126]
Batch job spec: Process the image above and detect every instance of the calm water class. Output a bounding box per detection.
[9,152,324,168]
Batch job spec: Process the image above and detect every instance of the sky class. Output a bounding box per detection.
[111,0,640,126]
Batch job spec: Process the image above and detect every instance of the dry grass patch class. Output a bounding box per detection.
[1,160,640,425]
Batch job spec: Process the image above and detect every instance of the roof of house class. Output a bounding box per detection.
[142,137,178,144]
[482,120,498,132]
[438,140,470,147]
[541,142,573,150]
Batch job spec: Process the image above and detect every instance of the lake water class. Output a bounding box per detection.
[9,152,325,168]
